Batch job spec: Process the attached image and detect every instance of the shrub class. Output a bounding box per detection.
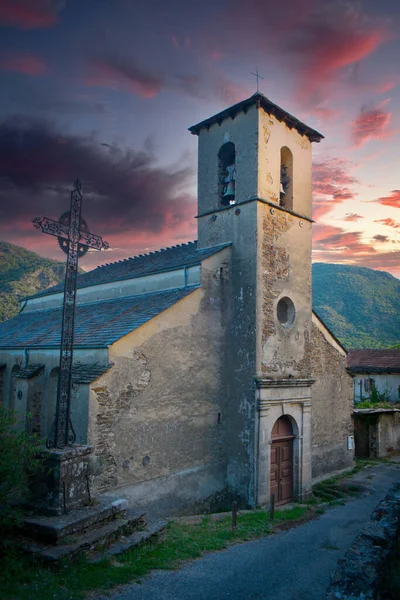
[0,406,44,530]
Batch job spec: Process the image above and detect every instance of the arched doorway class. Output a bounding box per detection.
[270,416,295,506]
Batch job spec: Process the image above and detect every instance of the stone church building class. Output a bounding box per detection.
[0,93,354,515]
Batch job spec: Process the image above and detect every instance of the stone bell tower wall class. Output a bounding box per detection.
[258,109,313,219]
[196,104,259,224]
[256,204,313,379]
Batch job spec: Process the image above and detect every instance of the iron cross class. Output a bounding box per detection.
[251,68,264,92]
[33,180,109,449]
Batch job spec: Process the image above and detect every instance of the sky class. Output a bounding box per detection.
[0,0,399,276]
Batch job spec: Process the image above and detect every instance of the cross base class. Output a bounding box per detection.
[30,445,94,516]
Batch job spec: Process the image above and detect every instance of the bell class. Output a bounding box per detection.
[280,182,285,195]
[223,181,235,198]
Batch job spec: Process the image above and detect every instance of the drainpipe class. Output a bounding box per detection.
[183,266,188,288]
[24,348,29,368]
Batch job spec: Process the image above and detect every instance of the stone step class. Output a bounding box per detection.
[22,498,130,542]
[88,519,167,563]
[20,509,146,562]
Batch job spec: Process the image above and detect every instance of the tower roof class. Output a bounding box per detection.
[189,92,324,143]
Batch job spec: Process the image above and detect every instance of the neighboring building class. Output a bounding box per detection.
[354,407,400,459]
[0,93,355,515]
[347,350,400,403]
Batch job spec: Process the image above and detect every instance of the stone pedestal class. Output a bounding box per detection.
[31,445,94,515]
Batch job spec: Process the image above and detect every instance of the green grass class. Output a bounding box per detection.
[0,506,308,600]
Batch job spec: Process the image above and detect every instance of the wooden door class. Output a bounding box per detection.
[270,416,294,506]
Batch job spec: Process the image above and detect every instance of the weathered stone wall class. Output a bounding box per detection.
[88,248,234,514]
[326,482,400,600]
[258,109,313,218]
[197,201,259,507]
[257,204,312,380]
[354,411,400,458]
[196,105,259,216]
[311,319,354,479]
[378,412,400,455]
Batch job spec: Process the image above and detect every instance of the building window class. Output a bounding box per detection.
[277,296,296,327]
[280,146,293,210]
[364,378,375,393]
[218,142,236,206]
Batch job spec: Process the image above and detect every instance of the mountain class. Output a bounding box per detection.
[312,263,400,349]
[0,242,399,349]
[0,241,65,323]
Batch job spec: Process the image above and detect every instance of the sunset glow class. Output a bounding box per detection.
[0,0,399,275]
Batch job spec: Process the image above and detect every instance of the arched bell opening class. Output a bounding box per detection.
[270,415,296,506]
[218,142,236,206]
[280,146,293,210]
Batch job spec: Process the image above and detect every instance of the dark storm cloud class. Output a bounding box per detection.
[85,54,250,104]
[0,0,65,29]
[0,116,195,238]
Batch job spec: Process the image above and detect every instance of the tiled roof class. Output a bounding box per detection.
[27,241,231,300]
[189,92,324,142]
[13,364,45,379]
[0,286,199,349]
[347,350,400,373]
[72,363,113,383]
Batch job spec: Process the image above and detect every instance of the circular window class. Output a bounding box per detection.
[277,297,296,327]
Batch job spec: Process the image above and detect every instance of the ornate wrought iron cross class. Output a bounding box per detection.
[33,180,109,449]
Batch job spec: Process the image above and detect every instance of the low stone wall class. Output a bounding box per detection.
[326,482,400,599]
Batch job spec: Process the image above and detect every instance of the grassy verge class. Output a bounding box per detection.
[1,459,385,600]
[311,459,379,505]
[0,506,308,600]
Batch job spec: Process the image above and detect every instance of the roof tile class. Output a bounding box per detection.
[0,287,199,349]
[27,241,230,300]
[347,350,400,373]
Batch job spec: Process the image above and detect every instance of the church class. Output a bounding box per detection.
[0,93,354,515]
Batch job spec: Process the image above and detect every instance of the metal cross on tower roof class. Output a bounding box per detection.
[33,180,109,449]
[251,68,264,92]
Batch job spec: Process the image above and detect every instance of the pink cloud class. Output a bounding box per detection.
[379,79,398,93]
[352,102,392,147]
[0,53,47,75]
[86,59,163,99]
[170,34,179,49]
[312,223,400,276]
[286,3,391,106]
[343,213,363,222]
[374,190,400,209]
[0,0,64,29]
[312,157,358,221]
[374,218,400,229]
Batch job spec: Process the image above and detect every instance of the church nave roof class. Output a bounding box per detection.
[0,286,199,349]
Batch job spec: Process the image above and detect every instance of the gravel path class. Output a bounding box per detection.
[98,462,400,600]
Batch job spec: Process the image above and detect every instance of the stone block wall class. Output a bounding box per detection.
[311,320,354,479]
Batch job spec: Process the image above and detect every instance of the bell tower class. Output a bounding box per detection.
[190,93,324,506]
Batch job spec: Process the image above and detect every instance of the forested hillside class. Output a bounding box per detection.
[312,263,400,349]
[0,241,65,322]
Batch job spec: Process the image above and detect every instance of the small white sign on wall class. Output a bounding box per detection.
[347,435,354,450]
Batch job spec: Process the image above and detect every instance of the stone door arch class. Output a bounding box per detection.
[270,415,295,506]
